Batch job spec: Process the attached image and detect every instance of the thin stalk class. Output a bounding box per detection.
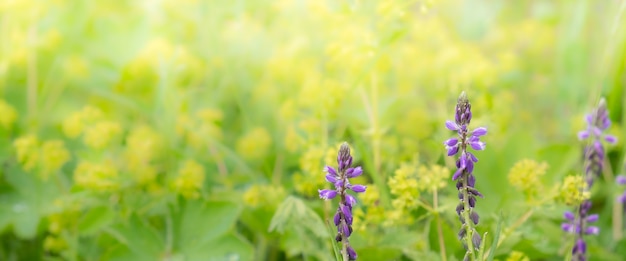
[434,189,448,261]
[461,172,476,261]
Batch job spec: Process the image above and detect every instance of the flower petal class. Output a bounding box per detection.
[350,184,367,193]
[578,130,589,140]
[324,166,337,176]
[445,138,459,146]
[318,189,337,200]
[605,134,617,144]
[446,120,459,131]
[472,127,487,137]
[564,211,575,221]
[346,166,363,178]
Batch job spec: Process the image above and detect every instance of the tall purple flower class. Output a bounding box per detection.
[318,142,366,260]
[444,92,486,261]
[563,98,616,261]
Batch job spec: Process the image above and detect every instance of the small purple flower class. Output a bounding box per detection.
[563,98,616,261]
[319,142,365,260]
[618,173,626,214]
[444,92,486,259]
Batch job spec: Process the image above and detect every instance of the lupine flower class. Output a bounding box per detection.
[444,92,486,260]
[563,98,616,261]
[318,142,366,260]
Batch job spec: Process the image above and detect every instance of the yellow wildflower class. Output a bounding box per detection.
[62,106,103,138]
[388,163,419,210]
[0,100,17,129]
[40,140,70,179]
[236,127,272,160]
[243,184,286,208]
[83,121,122,149]
[558,175,590,206]
[293,146,327,196]
[13,135,39,171]
[74,161,119,192]
[125,126,163,184]
[506,251,530,261]
[171,160,205,199]
[508,159,548,197]
[417,164,450,193]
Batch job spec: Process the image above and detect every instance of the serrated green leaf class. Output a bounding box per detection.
[175,199,241,253]
[78,206,115,235]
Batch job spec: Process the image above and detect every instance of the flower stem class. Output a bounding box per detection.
[462,171,476,261]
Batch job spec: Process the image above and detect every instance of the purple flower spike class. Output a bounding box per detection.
[444,92,486,257]
[319,142,365,260]
[564,98,616,261]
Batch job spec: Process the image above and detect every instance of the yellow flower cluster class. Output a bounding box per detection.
[353,185,386,231]
[235,127,272,161]
[292,146,335,197]
[388,163,419,210]
[63,106,122,149]
[74,161,119,192]
[508,159,548,197]
[0,99,17,129]
[62,106,103,138]
[13,135,70,179]
[242,184,286,208]
[40,140,71,179]
[176,108,223,149]
[505,251,530,261]
[44,199,79,253]
[171,160,205,199]
[13,135,40,171]
[125,126,163,184]
[558,175,590,206]
[417,164,450,193]
[83,121,122,149]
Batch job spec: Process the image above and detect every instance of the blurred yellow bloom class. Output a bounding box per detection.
[388,163,419,210]
[417,164,450,193]
[13,135,39,171]
[558,175,590,206]
[293,146,327,196]
[74,161,119,192]
[62,106,104,138]
[508,159,548,198]
[125,126,163,184]
[243,184,286,208]
[0,100,17,129]
[236,127,271,161]
[83,121,122,149]
[359,184,379,206]
[40,140,70,180]
[43,235,67,253]
[506,251,530,261]
[171,160,205,199]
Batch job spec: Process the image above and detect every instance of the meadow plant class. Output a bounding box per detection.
[562,98,616,261]
[319,142,366,260]
[618,174,626,207]
[444,92,487,261]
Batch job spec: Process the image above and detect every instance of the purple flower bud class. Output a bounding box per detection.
[445,138,459,146]
[564,211,575,221]
[472,127,487,137]
[334,212,341,226]
[585,226,599,235]
[470,211,479,225]
[347,246,357,260]
[562,223,574,233]
[346,194,356,207]
[472,230,481,249]
[350,184,367,193]
[573,239,586,254]
[447,145,459,156]
[326,174,337,183]
[578,130,590,140]
[446,120,459,131]
[452,168,463,181]
[586,214,599,223]
[469,141,486,151]
[324,166,337,176]
[616,175,626,185]
[605,135,617,144]
[346,166,363,178]
[319,189,337,200]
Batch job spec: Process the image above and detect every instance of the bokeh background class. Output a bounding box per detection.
[0,0,626,260]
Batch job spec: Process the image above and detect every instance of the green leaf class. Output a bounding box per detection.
[108,214,164,259]
[174,199,241,251]
[78,206,115,235]
[269,196,328,238]
[486,212,504,261]
[183,233,254,261]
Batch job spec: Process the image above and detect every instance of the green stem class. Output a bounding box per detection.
[461,173,476,261]
[434,190,448,261]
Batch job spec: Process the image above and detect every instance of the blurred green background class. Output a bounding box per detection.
[0,0,626,260]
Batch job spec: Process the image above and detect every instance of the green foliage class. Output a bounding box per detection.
[0,0,625,260]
